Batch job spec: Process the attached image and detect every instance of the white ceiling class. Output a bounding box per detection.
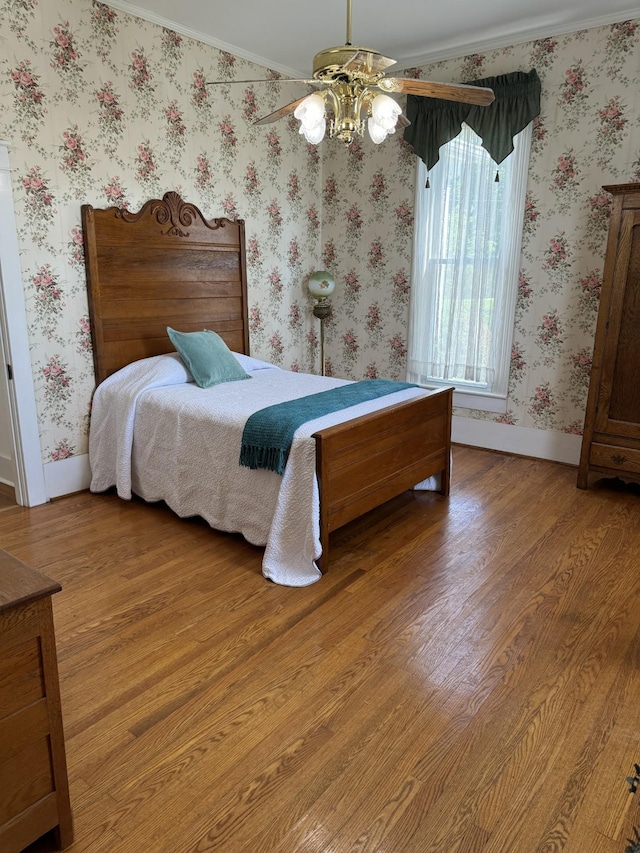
[113,0,640,77]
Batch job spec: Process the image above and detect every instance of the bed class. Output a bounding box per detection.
[81,191,452,586]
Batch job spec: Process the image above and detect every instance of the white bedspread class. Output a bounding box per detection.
[89,354,440,586]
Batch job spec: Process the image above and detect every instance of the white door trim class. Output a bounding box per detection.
[0,141,47,506]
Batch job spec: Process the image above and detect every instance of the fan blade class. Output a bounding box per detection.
[255,95,310,126]
[341,50,396,77]
[397,113,410,129]
[207,78,316,86]
[378,77,495,105]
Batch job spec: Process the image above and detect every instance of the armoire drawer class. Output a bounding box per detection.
[589,442,640,474]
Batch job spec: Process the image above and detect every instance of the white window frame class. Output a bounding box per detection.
[407,123,532,413]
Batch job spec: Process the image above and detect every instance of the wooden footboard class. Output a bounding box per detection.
[313,387,453,571]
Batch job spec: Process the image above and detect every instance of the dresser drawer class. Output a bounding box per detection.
[0,550,73,850]
[0,737,54,826]
[0,700,49,764]
[0,637,45,719]
[0,599,40,646]
[589,442,640,474]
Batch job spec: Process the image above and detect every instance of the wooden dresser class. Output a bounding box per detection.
[578,183,640,488]
[0,549,73,852]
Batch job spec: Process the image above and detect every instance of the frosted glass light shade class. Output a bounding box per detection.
[371,94,402,131]
[368,117,389,144]
[294,94,325,128]
[308,270,336,299]
[300,117,326,144]
[295,94,327,145]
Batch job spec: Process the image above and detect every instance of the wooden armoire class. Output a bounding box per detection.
[578,183,640,488]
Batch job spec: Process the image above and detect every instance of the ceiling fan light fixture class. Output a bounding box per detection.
[371,93,402,131]
[294,93,327,144]
[367,116,389,144]
[367,93,401,143]
[246,0,494,147]
[300,117,327,144]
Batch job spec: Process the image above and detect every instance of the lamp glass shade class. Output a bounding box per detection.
[308,270,336,299]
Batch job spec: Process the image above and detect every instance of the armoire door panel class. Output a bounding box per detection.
[608,216,640,423]
[594,211,640,434]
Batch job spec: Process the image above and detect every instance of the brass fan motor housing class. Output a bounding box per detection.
[312,45,383,82]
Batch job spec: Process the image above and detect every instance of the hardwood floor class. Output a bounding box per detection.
[2,446,640,852]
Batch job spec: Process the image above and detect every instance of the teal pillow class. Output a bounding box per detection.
[167,327,251,388]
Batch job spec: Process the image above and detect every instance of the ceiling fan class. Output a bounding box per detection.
[208,0,494,146]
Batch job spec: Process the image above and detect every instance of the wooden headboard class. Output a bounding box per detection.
[81,191,249,385]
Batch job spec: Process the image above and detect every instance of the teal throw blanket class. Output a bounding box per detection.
[239,379,416,475]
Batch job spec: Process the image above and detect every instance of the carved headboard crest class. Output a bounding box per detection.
[115,191,231,237]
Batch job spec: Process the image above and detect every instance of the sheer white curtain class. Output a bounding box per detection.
[407,122,532,405]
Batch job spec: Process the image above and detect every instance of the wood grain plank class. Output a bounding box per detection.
[5,446,640,853]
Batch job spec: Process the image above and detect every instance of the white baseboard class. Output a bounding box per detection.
[452,416,582,466]
[43,453,91,499]
[0,453,14,486]
[40,424,581,502]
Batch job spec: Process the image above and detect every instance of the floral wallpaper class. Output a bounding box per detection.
[323,20,640,435]
[1,0,324,463]
[1,0,640,471]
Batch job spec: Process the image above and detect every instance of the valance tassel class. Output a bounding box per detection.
[495,170,500,182]
[425,175,430,189]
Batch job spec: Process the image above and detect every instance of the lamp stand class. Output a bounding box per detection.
[312,299,332,376]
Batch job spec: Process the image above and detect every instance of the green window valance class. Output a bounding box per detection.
[403,69,542,171]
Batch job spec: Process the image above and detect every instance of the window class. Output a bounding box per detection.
[407,122,532,412]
